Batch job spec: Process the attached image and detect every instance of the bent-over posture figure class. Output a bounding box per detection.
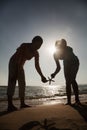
[51,39,80,105]
[7,36,47,111]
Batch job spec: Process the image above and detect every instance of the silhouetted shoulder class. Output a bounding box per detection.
[66,46,73,53]
[64,46,79,64]
[17,43,30,51]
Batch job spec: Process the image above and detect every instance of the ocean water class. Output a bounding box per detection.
[0,84,87,101]
[0,85,87,111]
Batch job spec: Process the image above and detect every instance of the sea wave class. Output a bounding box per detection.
[0,85,87,101]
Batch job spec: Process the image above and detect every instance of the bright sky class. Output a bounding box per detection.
[0,0,87,86]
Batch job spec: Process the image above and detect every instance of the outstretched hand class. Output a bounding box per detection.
[41,76,48,83]
[51,73,55,79]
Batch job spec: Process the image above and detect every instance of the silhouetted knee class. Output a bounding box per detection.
[72,80,78,88]
[7,78,16,97]
[66,80,71,87]
[66,81,71,94]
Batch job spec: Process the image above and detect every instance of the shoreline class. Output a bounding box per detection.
[0,94,87,113]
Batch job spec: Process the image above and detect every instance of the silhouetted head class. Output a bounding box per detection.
[32,36,43,50]
[55,39,67,50]
[60,39,67,48]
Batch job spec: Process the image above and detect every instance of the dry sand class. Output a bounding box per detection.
[0,103,87,130]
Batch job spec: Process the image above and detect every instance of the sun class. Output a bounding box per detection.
[48,45,56,55]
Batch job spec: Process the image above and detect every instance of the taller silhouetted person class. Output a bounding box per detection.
[51,39,81,105]
[7,36,47,111]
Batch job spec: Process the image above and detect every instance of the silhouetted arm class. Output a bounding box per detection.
[51,53,61,78]
[34,51,47,83]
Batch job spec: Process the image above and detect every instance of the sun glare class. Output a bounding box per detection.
[48,45,56,55]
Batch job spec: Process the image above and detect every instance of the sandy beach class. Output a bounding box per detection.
[0,103,87,130]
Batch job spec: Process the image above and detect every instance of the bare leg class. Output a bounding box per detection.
[72,80,80,103]
[7,76,17,111]
[7,58,19,111]
[66,82,71,105]
[7,80,15,105]
[18,68,30,108]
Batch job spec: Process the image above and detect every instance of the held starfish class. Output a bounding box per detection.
[47,77,55,85]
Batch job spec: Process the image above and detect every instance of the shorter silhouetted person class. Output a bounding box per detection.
[7,36,47,111]
[51,39,80,105]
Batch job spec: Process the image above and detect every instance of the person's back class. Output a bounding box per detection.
[55,42,79,65]
[10,43,39,67]
[62,46,79,67]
